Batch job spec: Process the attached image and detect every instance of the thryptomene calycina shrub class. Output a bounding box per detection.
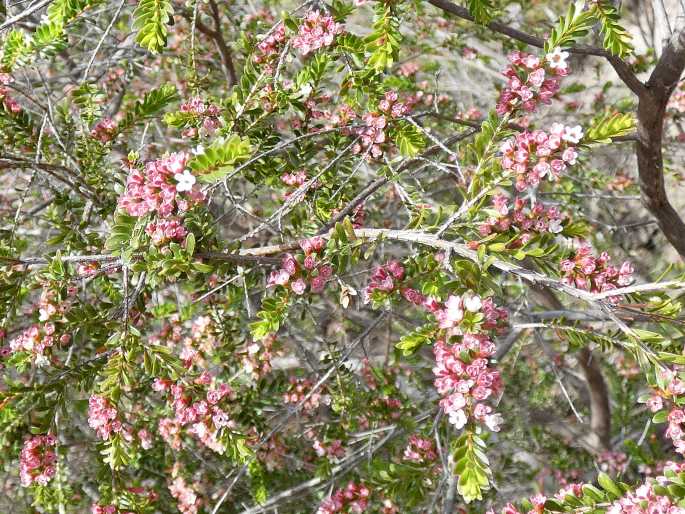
[2,0,685,512]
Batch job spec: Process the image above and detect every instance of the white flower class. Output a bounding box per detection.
[485,413,504,432]
[192,144,205,155]
[549,122,565,137]
[548,219,563,234]
[448,408,468,429]
[192,421,207,438]
[546,47,569,69]
[174,169,196,192]
[463,293,482,313]
[562,125,584,144]
[299,83,313,98]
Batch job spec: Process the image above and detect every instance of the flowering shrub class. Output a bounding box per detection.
[2,1,685,513]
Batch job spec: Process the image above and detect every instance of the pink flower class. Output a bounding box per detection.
[19,435,57,487]
[647,395,663,412]
[291,278,307,295]
[292,10,343,56]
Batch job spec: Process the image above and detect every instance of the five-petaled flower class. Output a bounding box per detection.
[546,47,569,69]
[174,170,197,192]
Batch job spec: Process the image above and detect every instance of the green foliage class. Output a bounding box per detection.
[295,52,331,89]
[104,213,138,253]
[248,460,268,504]
[1,30,29,69]
[133,0,174,53]
[544,1,595,52]
[47,0,91,23]
[120,84,178,130]
[72,83,106,124]
[0,0,98,71]
[221,430,254,463]
[592,1,634,57]
[453,429,492,503]
[395,324,436,356]
[541,472,634,511]
[101,433,132,469]
[250,294,289,340]
[141,236,200,285]
[366,4,401,71]
[584,112,635,144]
[470,112,504,163]
[142,344,185,380]
[137,84,178,115]
[326,218,362,274]
[188,134,252,183]
[30,21,68,57]
[98,350,134,401]
[467,0,493,24]
[390,121,426,157]
[371,460,433,507]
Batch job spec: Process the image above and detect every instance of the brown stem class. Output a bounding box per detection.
[207,0,238,86]
[183,3,238,87]
[636,24,685,259]
[578,347,612,450]
[530,282,612,451]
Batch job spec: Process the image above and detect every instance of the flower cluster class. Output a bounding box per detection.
[402,434,437,464]
[168,476,201,514]
[316,482,371,514]
[362,260,405,301]
[312,438,346,462]
[283,376,329,412]
[88,395,128,441]
[0,73,21,114]
[19,434,57,487]
[398,61,420,77]
[179,97,221,137]
[496,48,568,116]
[91,505,117,514]
[487,495,547,514]
[292,10,343,56]
[10,324,59,365]
[144,217,188,246]
[254,23,287,69]
[280,169,319,199]
[434,293,509,335]
[560,242,634,301]
[645,369,685,454]
[490,466,685,514]
[378,91,411,118]
[119,152,204,218]
[267,237,333,294]
[478,195,566,241]
[434,335,503,431]
[90,118,117,143]
[352,91,410,159]
[500,123,582,192]
[607,478,683,514]
[9,286,72,365]
[598,450,629,475]
[242,335,276,380]
[153,376,235,454]
[281,169,306,188]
